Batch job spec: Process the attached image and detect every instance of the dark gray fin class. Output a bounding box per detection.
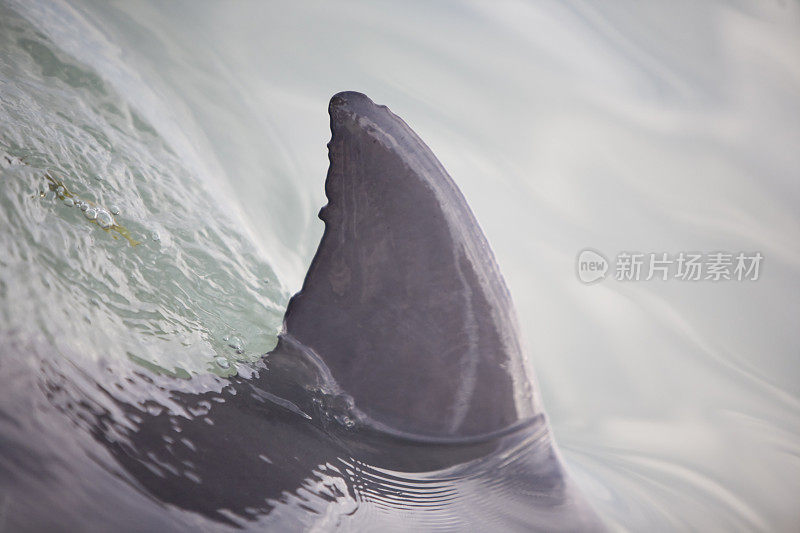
[277,91,539,438]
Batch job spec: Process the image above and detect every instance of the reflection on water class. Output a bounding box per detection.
[3,329,597,531]
[0,0,798,531]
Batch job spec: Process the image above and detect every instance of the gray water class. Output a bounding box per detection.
[0,0,798,531]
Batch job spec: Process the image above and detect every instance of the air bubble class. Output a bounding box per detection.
[96,210,114,229]
[151,232,160,242]
[84,208,97,220]
[63,198,74,207]
[79,202,88,212]
[228,337,243,353]
[215,357,230,369]
[110,205,120,215]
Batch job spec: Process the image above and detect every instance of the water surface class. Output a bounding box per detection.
[1,0,798,530]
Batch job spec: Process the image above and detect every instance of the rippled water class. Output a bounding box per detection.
[1,0,798,531]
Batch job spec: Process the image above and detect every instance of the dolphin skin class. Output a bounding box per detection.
[277,92,537,439]
[0,92,603,531]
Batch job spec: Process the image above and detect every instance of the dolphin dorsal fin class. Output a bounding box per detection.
[280,92,538,437]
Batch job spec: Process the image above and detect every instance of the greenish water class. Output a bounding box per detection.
[0,2,289,379]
